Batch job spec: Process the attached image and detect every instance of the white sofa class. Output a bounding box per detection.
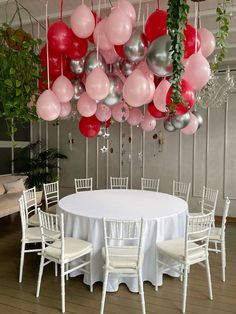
[0,175,27,218]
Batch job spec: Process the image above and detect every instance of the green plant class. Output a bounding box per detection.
[14,141,67,191]
[167,0,190,113]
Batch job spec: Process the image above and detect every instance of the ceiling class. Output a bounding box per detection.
[0,0,236,68]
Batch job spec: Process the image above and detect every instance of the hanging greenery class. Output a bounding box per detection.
[166,0,190,113]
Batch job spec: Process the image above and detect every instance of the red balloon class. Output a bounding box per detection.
[48,21,72,53]
[166,79,195,115]
[40,45,68,77]
[148,103,166,119]
[63,68,75,81]
[105,118,112,128]
[154,76,162,87]
[87,11,101,44]
[79,115,101,138]
[184,24,201,58]
[114,44,126,59]
[145,10,167,42]
[67,30,88,60]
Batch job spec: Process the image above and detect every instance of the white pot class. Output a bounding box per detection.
[36,190,43,205]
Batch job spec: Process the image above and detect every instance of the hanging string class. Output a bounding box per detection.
[60,0,63,20]
[146,3,149,23]
[142,14,145,33]
[137,0,142,22]
[91,0,94,11]
[194,2,198,53]
[45,1,50,90]
[157,0,160,10]
[197,2,201,29]
[98,0,101,18]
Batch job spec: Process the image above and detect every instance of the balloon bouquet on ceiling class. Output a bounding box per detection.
[36,0,215,138]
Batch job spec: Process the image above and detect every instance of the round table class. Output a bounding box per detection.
[58,189,188,292]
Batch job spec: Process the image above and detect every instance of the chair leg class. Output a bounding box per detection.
[100,270,109,314]
[66,263,69,281]
[61,263,66,313]
[205,258,213,300]
[19,242,25,283]
[180,264,183,282]
[55,263,58,277]
[89,252,93,293]
[36,256,45,298]
[215,242,218,253]
[138,270,146,314]
[182,265,189,314]
[221,241,226,282]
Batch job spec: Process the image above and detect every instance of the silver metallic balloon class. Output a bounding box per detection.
[146,35,173,77]
[72,79,85,101]
[120,59,135,77]
[192,110,203,129]
[124,28,147,63]
[70,58,85,75]
[171,112,191,129]
[103,73,123,106]
[84,50,108,75]
[164,116,177,132]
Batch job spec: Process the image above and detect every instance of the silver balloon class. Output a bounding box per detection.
[124,28,147,63]
[164,116,176,132]
[171,112,191,129]
[146,35,173,77]
[192,110,203,129]
[103,73,123,106]
[70,58,85,75]
[84,50,108,75]
[120,59,135,77]
[72,79,85,101]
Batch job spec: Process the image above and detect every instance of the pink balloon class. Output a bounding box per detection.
[60,102,72,118]
[70,4,95,38]
[115,0,136,26]
[198,28,216,58]
[123,69,150,107]
[127,107,143,126]
[141,111,156,132]
[183,53,211,90]
[85,68,110,101]
[136,60,154,81]
[153,79,170,112]
[100,48,119,64]
[106,8,132,45]
[93,19,113,51]
[36,89,61,121]
[112,102,129,122]
[113,69,126,83]
[181,112,198,135]
[77,92,97,117]
[144,77,155,104]
[52,75,74,103]
[95,103,112,122]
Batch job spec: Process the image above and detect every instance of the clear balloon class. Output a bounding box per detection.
[153,79,170,112]
[72,78,85,101]
[103,73,123,106]
[127,107,143,126]
[96,103,112,122]
[146,35,173,77]
[52,75,74,103]
[69,58,85,75]
[181,112,198,135]
[120,59,135,77]
[36,89,61,121]
[70,4,95,38]
[84,50,108,75]
[123,28,148,63]
[198,28,216,58]
[192,110,203,129]
[141,111,156,132]
[59,102,72,118]
[112,102,129,122]
[77,92,97,117]
[171,112,191,129]
[85,68,110,101]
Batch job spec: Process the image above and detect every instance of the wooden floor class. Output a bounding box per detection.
[0,215,235,314]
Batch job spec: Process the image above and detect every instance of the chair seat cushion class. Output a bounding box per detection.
[46,204,57,214]
[28,213,40,226]
[25,227,60,242]
[102,246,141,269]
[157,238,206,263]
[209,227,222,241]
[44,237,92,261]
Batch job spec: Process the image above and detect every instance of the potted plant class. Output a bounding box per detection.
[14,141,67,204]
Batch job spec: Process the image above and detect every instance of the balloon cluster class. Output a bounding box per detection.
[36,0,215,138]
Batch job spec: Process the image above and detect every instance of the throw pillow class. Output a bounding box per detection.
[3,179,26,194]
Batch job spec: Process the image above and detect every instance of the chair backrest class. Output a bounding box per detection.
[43,181,59,211]
[110,177,128,189]
[103,218,145,268]
[201,186,219,215]
[19,196,28,236]
[23,187,37,216]
[38,209,62,258]
[74,178,93,192]
[141,178,160,192]
[220,197,230,241]
[173,180,191,202]
[185,212,213,262]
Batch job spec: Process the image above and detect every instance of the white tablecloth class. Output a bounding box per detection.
[58,189,187,292]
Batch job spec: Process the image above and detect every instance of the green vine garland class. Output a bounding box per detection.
[167,0,190,113]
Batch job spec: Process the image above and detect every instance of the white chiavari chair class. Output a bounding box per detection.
[173,180,191,203]
[141,178,160,192]
[43,181,59,214]
[23,187,39,226]
[74,178,93,193]
[110,177,128,189]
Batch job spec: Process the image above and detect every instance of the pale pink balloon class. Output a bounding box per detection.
[70,4,95,38]
[144,77,155,104]
[141,111,156,132]
[106,8,132,45]
[153,79,170,112]
[52,75,74,103]
[136,59,154,81]
[181,112,198,135]
[114,69,126,83]
[100,48,119,64]
[123,69,150,107]
[96,103,112,122]
[198,28,216,58]
[85,68,110,101]
[36,89,61,121]
[60,102,72,118]
[127,107,143,126]
[93,19,113,51]
[77,92,97,117]
[112,102,129,122]
[183,53,211,90]
[115,0,136,26]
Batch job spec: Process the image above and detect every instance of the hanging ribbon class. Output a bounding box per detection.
[60,0,63,20]
[45,1,50,90]
[157,0,160,10]
[194,2,198,53]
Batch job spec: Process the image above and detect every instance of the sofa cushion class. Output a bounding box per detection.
[3,178,25,194]
[0,192,22,218]
[0,183,4,196]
